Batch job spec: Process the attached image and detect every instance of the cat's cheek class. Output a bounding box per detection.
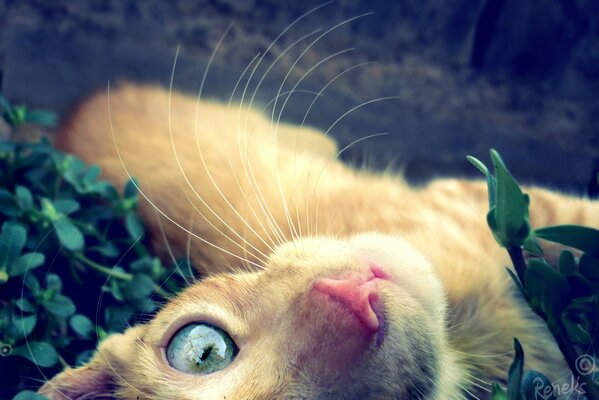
[38,365,115,400]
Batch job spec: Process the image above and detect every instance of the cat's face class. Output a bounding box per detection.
[41,233,459,399]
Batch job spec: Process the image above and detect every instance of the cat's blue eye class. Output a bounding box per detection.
[166,323,238,375]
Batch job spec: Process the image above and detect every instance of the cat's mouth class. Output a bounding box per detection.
[311,265,390,346]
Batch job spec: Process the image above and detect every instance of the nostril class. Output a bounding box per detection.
[312,269,384,333]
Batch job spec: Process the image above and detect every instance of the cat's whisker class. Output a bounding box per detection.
[191,49,280,258]
[261,89,322,112]
[324,96,399,137]
[152,206,194,287]
[230,52,294,249]
[461,376,491,393]
[188,23,282,262]
[298,60,379,238]
[267,47,357,240]
[233,39,332,248]
[194,23,278,254]
[452,349,512,359]
[243,1,334,114]
[304,131,388,240]
[225,20,326,251]
[265,14,375,243]
[183,218,199,284]
[107,83,262,269]
[300,61,378,127]
[457,383,481,400]
[268,12,374,130]
[336,132,389,158]
[273,47,355,130]
[463,371,490,386]
[161,45,273,265]
[232,8,339,248]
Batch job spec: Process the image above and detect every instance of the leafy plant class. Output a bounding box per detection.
[0,94,194,399]
[469,150,599,400]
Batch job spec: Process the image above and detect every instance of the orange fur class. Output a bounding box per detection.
[40,84,598,399]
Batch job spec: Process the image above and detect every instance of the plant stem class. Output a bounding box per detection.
[550,321,599,399]
[73,252,172,299]
[507,246,527,288]
[506,246,599,398]
[73,253,132,281]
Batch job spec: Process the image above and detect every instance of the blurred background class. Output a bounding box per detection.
[1,0,598,194]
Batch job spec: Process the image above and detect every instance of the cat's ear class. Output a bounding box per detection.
[38,325,145,399]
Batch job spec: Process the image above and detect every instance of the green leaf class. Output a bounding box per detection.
[70,314,94,338]
[15,298,35,313]
[23,274,40,295]
[75,349,95,366]
[104,278,125,302]
[54,217,84,251]
[15,314,37,339]
[535,225,599,258]
[521,370,555,400]
[91,242,120,258]
[122,273,154,301]
[24,109,57,127]
[0,269,8,283]
[104,305,134,332]
[53,199,81,215]
[490,383,507,400]
[0,221,27,269]
[130,257,153,273]
[506,267,526,296]
[507,338,524,400]
[82,165,101,187]
[0,189,21,217]
[12,390,49,400]
[467,155,496,208]
[558,251,577,276]
[124,177,139,199]
[45,273,63,293]
[490,149,530,247]
[15,186,34,210]
[579,253,599,281]
[9,252,45,276]
[525,259,571,319]
[11,341,58,368]
[42,294,76,318]
[40,198,60,222]
[522,236,543,256]
[125,212,145,240]
[565,274,593,298]
[562,311,592,344]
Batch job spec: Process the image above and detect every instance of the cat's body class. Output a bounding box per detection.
[39,84,598,399]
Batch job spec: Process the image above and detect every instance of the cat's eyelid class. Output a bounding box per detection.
[158,308,242,349]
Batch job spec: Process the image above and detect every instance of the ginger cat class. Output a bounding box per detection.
[38,84,598,399]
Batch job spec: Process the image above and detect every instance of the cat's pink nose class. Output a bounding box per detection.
[312,266,388,332]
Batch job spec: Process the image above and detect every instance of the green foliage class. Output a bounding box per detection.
[470,150,599,400]
[0,94,194,398]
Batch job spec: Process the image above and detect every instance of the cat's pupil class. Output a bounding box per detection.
[199,346,212,362]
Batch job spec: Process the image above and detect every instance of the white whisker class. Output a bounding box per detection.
[107,81,262,269]
[324,96,398,137]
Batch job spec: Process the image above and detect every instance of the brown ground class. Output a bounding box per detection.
[1,0,598,193]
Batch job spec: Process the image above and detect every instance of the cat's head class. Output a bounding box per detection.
[39,233,460,399]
